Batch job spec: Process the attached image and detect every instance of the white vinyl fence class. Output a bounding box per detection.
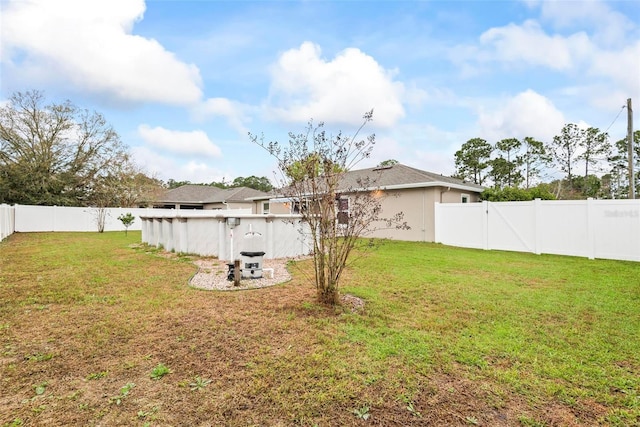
[0,204,15,241]
[140,213,311,260]
[0,204,309,259]
[12,204,250,233]
[435,199,640,262]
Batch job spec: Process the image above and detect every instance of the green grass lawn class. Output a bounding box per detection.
[0,232,638,426]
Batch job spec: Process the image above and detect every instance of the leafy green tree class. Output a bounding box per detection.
[487,157,513,189]
[548,123,582,189]
[578,127,610,178]
[209,178,230,189]
[98,166,163,208]
[166,179,193,189]
[522,137,550,189]
[571,175,602,199]
[231,176,274,192]
[250,111,408,306]
[0,90,128,206]
[377,159,399,167]
[454,138,493,185]
[481,185,555,201]
[117,212,136,235]
[608,131,640,198]
[495,138,523,187]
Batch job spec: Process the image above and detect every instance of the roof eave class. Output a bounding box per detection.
[375,181,484,192]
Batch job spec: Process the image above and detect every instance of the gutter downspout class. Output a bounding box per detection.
[439,186,451,203]
[435,187,451,242]
[422,189,426,241]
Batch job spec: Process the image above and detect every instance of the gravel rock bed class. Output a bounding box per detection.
[189,258,292,291]
[188,256,366,312]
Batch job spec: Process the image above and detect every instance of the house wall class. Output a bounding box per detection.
[252,200,274,215]
[263,186,481,242]
[201,202,253,211]
[268,201,292,215]
[365,186,480,242]
[365,188,433,242]
[440,188,481,203]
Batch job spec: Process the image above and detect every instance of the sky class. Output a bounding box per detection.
[1,0,638,185]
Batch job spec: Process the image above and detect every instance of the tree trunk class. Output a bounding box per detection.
[317,283,339,305]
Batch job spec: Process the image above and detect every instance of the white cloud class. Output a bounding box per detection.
[589,41,640,98]
[1,0,202,105]
[266,42,405,127]
[476,90,566,143]
[192,97,250,134]
[130,146,229,183]
[478,20,591,70]
[534,0,635,46]
[454,6,639,109]
[137,125,222,158]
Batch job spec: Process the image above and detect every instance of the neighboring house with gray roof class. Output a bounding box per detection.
[155,185,269,210]
[250,163,484,242]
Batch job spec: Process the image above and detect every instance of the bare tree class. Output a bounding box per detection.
[250,112,408,305]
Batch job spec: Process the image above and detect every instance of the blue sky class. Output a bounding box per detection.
[1,0,638,184]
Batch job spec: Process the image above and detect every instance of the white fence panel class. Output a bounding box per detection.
[487,201,536,253]
[435,199,640,262]
[140,213,310,260]
[0,204,16,241]
[434,202,486,249]
[592,200,640,261]
[271,218,313,258]
[11,205,250,233]
[538,201,590,258]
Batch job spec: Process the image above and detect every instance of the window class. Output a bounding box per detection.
[461,194,469,203]
[262,201,270,214]
[292,200,309,214]
[337,197,349,225]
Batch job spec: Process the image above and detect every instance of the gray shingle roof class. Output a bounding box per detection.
[251,163,484,201]
[158,185,268,204]
[159,185,222,203]
[340,164,485,191]
[211,187,269,202]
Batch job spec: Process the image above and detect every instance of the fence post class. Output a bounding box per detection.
[266,215,275,258]
[482,201,489,250]
[234,259,241,286]
[174,218,183,253]
[434,202,440,243]
[164,218,174,252]
[217,217,226,260]
[587,198,595,260]
[533,198,541,255]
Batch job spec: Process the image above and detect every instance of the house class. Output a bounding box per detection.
[250,163,484,242]
[155,185,269,211]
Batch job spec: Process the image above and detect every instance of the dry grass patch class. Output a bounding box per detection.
[1,232,638,426]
